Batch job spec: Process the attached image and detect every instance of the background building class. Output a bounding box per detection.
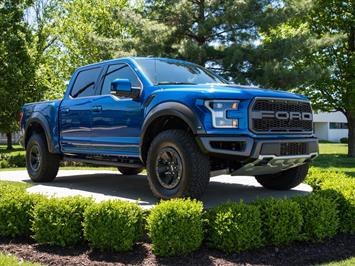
[0,132,21,145]
[313,112,348,142]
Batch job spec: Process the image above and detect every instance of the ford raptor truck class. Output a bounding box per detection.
[20,57,318,199]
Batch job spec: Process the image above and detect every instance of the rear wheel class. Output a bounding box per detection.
[146,129,210,199]
[255,163,309,190]
[26,134,60,182]
[117,167,144,175]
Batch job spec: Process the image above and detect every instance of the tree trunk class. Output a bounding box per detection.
[347,112,355,157]
[6,132,13,150]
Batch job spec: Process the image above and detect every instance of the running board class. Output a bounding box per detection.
[63,156,144,168]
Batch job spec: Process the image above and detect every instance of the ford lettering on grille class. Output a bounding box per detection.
[252,111,313,121]
[249,98,313,134]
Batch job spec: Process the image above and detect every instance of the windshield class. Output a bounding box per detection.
[135,58,226,85]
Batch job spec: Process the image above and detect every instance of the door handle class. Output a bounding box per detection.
[92,106,102,112]
[61,108,70,114]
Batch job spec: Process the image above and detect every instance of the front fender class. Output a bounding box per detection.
[141,102,206,138]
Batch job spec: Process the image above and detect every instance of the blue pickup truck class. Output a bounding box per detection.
[20,57,318,199]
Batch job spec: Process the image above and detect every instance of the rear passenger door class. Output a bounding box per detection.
[90,63,144,157]
[59,67,102,153]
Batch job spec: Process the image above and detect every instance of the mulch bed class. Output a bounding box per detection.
[0,234,354,266]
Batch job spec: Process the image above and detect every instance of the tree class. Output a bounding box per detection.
[33,0,169,99]
[0,0,37,149]
[304,0,354,157]
[253,0,355,156]
[144,0,275,82]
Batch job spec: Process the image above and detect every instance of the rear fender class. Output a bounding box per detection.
[24,113,59,154]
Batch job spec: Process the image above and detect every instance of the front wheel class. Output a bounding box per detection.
[255,163,309,190]
[146,129,210,199]
[26,134,60,182]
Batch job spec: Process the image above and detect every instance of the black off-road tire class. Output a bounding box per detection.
[26,134,60,182]
[117,166,144,175]
[255,163,310,190]
[146,129,210,199]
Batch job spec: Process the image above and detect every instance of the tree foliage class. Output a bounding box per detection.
[144,0,276,83]
[0,0,38,147]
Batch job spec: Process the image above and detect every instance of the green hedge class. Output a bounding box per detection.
[256,198,303,246]
[206,201,263,252]
[340,137,348,144]
[319,176,355,233]
[0,191,43,237]
[0,166,353,256]
[305,168,347,191]
[31,196,93,246]
[0,152,26,168]
[146,199,204,256]
[83,200,143,251]
[0,181,30,197]
[294,194,339,241]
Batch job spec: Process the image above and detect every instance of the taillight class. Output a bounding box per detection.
[18,111,23,127]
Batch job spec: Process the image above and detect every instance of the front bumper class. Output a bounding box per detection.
[198,136,318,175]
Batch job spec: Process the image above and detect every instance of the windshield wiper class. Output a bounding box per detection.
[156,82,197,85]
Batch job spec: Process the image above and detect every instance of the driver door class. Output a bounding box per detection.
[90,63,144,157]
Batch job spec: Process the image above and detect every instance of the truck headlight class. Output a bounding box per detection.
[205,100,239,128]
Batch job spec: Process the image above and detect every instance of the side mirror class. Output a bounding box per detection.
[110,79,139,98]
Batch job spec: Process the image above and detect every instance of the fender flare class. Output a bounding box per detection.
[24,113,56,153]
[140,102,206,160]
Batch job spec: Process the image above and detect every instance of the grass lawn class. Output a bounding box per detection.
[0,144,24,154]
[314,143,355,177]
[0,253,41,266]
[320,257,355,266]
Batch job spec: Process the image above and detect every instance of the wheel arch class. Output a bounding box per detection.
[140,102,205,163]
[24,113,56,153]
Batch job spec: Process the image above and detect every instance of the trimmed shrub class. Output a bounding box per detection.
[256,198,303,245]
[0,191,44,237]
[340,137,348,144]
[207,201,263,253]
[0,152,26,168]
[0,181,29,197]
[320,176,355,233]
[146,199,204,256]
[32,196,93,246]
[305,168,346,191]
[0,160,9,169]
[7,153,26,167]
[315,189,352,233]
[83,200,143,251]
[293,194,339,241]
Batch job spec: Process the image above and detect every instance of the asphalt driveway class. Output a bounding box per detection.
[0,169,312,209]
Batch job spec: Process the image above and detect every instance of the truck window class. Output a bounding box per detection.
[70,67,101,98]
[101,64,141,95]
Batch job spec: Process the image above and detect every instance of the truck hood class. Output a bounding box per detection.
[154,84,308,101]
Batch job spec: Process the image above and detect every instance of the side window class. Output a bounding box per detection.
[101,64,141,95]
[70,67,101,98]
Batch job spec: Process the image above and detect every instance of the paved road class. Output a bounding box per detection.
[0,170,312,209]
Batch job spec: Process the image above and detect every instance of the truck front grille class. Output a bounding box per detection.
[250,98,313,134]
